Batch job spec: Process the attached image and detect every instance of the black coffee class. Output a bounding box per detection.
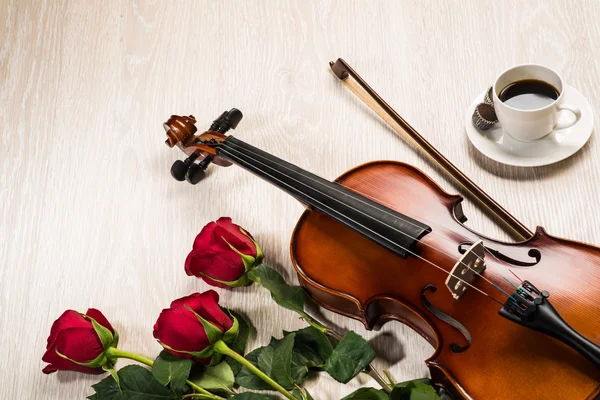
[498,79,559,110]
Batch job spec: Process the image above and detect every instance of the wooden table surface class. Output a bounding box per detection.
[2,1,600,398]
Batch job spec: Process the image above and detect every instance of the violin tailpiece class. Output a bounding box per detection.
[500,280,600,369]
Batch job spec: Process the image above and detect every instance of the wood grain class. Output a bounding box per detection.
[1,1,599,398]
[292,161,600,399]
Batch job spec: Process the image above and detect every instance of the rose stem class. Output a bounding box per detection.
[213,340,297,400]
[383,369,397,386]
[105,348,224,400]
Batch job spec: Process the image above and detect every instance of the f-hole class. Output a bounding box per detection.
[458,242,541,267]
[421,284,472,353]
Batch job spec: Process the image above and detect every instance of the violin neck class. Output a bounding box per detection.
[217,136,431,258]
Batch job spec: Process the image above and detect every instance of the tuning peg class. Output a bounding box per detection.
[185,156,213,185]
[171,153,199,181]
[217,108,243,133]
[170,160,188,181]
[185,163,206,184]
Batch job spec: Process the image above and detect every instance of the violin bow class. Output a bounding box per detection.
[329,58,534,241]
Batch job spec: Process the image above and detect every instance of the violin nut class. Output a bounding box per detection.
[164,115,198,147]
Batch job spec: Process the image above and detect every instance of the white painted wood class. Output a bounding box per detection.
[1,0,599,398]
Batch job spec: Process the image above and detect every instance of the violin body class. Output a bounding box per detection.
[291,161,600,399]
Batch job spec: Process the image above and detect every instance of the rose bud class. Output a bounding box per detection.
[185,217,263,288]
[42,309,118,374]
[153,290,238,364]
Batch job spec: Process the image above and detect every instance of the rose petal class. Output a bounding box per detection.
[170,291,233,331]
[46,310,91,349]
[153,307,210,353]
[192,221,217,249]
[55,327,104,362]
[212,224,256,258]
[42,364,59,374]
[185,249,245,282]
[42,328,104,375]
[184,249,217,276]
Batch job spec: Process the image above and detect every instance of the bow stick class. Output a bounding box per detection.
[329,58,533,241]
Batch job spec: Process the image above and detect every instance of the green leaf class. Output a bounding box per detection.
[234,348,271,390]
[392,378,432,387]
[247,264,305,314]
[286,327,333,366]
[229,393,273,400]
[341,387,389,400]
[88,372,121,400]
[289,350,310,385]
[89,365,178,400]
[236,333,297,390]
[152,350,192,394]
[284,327,333,385]
[225,310,252,375]
[257,333,296,389]
[324,331,376,383]
[390,379,440,400]
[189,361,234,393]
[235,329,329,390]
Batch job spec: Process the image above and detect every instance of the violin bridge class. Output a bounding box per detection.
[445,240,486,300]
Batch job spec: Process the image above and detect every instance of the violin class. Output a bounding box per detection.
[162,60,600,399]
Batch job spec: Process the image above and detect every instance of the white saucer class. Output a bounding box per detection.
[465,85,594,167]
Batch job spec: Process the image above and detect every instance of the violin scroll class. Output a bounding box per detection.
[164,115,198,148]
[164,109,243,184]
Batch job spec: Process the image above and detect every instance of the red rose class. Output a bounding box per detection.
[153,291,238,364]
[42,309,118,374]
[185,217,263,288]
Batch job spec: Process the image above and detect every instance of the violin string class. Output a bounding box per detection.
[334,188,515,297]
[219,147,503,305]
[503,277,519,290]
[219,142,510,301]
[343,189,507,267]
[222,140,499,277]
[341,189,515,297]
[509,269,524,283]
[221,141,512,299]
[219,144,506,305]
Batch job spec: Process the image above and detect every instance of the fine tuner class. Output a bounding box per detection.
[166,108,243,184]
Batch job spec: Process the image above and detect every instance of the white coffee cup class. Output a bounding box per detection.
[492,64,581,141]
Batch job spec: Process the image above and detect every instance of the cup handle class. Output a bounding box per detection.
[555,104,582,130]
